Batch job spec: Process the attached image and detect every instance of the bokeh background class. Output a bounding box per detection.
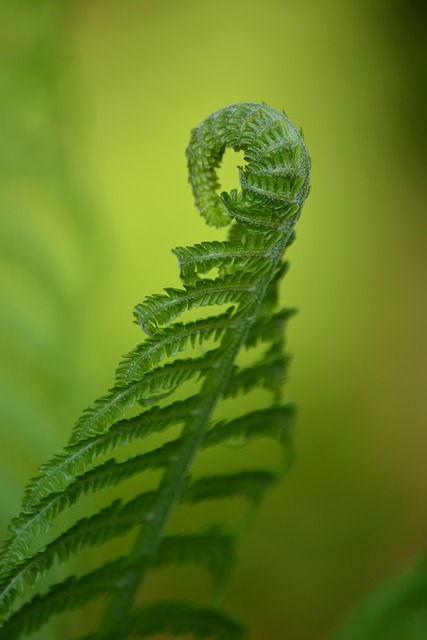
[1,0,426,638]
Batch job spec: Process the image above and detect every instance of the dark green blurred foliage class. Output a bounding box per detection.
[330,559,427,640]
[374,0,427,160]
[1,1,426,639]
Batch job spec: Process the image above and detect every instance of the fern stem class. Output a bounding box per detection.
[98,226,294,633]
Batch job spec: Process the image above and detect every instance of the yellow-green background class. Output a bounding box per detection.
[1,0,426,638]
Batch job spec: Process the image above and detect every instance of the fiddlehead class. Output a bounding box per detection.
[187,102,310,227]
[0,102,310,639]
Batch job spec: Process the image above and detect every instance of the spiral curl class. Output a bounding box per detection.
[186,102,311,227]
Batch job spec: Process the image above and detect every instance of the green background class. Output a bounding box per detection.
[1,1,426,638]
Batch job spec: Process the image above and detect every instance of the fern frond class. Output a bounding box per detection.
[224,352,290,399]
[19,395,200,513]
[1,403,293,592]
[1,403,292,588]
[204,403,295,449]
[115,310,235,385]
[0,399,200,579]
[0,532,236,639]
[0,560,127,640]
[172,234,277,284]
[220,190,300,229]
[134,271,267,334]
[0,102,310,637]
[155,530,236,587]
[0,442,181,582]
[71,349,220,443]
[245,307,297,348]
[183,471,278,505]
[0,492,155,618]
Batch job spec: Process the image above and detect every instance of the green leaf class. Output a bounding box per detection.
[183,470,278,505]
[133,272,262,334]
[221,190,300,228]
[223,352,291,399]
[20,395,195,510]
[204,404,295,449]
[115,310,235,384]
[245,307,297,348]
[172,235,274,284]
[71,350,220,443]
[155,530,236,589]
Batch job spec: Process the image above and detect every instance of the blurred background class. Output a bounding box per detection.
[0,0,426,638]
